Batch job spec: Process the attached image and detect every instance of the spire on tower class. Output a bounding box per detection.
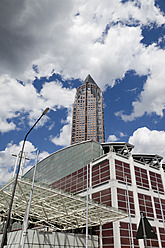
[82,74,97,85]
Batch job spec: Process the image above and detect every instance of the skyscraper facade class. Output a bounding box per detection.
[71,74,105,145]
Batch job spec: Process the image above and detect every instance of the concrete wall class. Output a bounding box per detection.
[0,229,98,247]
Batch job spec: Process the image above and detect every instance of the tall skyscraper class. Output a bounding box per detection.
[71,74,105,145]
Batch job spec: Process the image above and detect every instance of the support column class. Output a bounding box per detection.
[99,225,103,248]
[109,152,121,248]
[129,155,143,248]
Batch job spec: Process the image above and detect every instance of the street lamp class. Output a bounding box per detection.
[1,107,49,248]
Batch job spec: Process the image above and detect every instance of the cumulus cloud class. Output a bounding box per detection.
[0,75,76,133]
[38,2,165,123]
[129,127,165,161]
[40,81,76,109]
[117,45,165,121]
[0,0,164,128]
[0,0,164,83]
[51,123,71,147]
[0,75,46,132]
[0,76,75,183]
[33,0,165,120]
[0,0,75,80]
[107,132,127,142]
[107,135,118,142]
[0,140,50,185]
[51,109,73,146]
[54,0,165,89]
[120,132,126,138]
[0,0,164,122]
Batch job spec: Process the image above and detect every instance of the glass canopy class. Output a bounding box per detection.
[0,178,127,231]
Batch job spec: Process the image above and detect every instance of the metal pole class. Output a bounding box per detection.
[125,176,134,248]
[141,212,148,248]
[20,152,28,177]
[157,184,165,230]
[86,163,89,248]
[12,153,30,178]
[1,108,49,248]
[20,150,39,248]
[13,152,20,177]
[1,138,26,248]
[99,225,103,248]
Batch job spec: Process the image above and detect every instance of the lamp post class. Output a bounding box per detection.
[1,107,49,248]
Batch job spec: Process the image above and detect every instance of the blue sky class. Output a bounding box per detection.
[0,0,165,185]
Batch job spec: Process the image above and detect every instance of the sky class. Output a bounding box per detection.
[0,0,165,186]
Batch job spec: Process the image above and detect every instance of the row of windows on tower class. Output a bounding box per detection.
[76,104,96,109]
[71,75,105,144]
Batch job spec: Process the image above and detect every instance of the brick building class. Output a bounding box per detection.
[24,140,165,248]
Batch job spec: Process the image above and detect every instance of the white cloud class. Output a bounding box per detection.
[120,132,126,138]
[87,25,144,89]
[51,110,73,146]
[38,151,50,162]
[117,44,165,121]
[117,0,165,25]
[129,127,165,161]
[107,132,126,142]
[0,75,76,133]
[0,75,45,132]
[51,123,71,147]
[0,0,75,80]
[0,0,164,83]
[40,81,76,109]
[107,135,118,142]
[0,0,164,124]
[0,141,36,185]
[33,0,165,87]
[0,140,50,185]
[0,76,75,185]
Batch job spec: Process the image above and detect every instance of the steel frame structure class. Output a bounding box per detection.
[0,178,127,231]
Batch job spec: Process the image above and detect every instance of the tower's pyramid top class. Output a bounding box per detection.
[82,74,97,86]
